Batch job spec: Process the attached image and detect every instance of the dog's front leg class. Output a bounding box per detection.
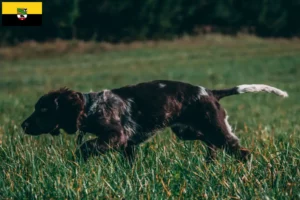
[76,131,86,146]
[121,145,137,166]
[76,128,128,162]
[76,138,111,161]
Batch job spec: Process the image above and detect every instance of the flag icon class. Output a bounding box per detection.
[17,8,28,20]
[2,2,42,26]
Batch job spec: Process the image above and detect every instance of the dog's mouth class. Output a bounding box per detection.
[22,123,61,136]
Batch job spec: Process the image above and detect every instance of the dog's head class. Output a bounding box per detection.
[21,88,85,136]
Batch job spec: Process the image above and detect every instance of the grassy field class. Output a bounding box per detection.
[0,35,299,199]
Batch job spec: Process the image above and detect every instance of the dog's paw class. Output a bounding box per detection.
[239,148,251,162]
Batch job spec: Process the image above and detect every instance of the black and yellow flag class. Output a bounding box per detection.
[2,2,42,26]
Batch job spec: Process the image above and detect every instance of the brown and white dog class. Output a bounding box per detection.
[21,80,288,163]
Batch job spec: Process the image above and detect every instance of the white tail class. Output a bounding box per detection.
[237,84,288,98]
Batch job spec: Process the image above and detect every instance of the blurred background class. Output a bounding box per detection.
[1,0,300,45]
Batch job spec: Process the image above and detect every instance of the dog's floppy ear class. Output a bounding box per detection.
[54,88,84,134]
[47,87,67,110]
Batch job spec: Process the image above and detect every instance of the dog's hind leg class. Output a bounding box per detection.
[182,101,251,162]
[171,125,205,140]
[171,125,217,162]
[196,105,251,162]
[221,110,251,162]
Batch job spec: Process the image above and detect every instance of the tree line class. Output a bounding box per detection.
[1,0,299,45]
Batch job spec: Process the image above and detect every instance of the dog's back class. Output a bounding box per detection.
[111,80,207,126]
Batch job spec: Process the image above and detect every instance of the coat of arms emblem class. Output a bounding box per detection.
[17,8,27,20]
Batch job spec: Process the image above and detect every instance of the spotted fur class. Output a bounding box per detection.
[22,80,288,163]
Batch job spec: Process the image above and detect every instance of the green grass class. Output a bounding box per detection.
[0,35,299,199]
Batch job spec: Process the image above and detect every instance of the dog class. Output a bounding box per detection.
[21,80,288,163]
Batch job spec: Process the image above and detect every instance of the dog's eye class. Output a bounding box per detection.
[41,108,48,113]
